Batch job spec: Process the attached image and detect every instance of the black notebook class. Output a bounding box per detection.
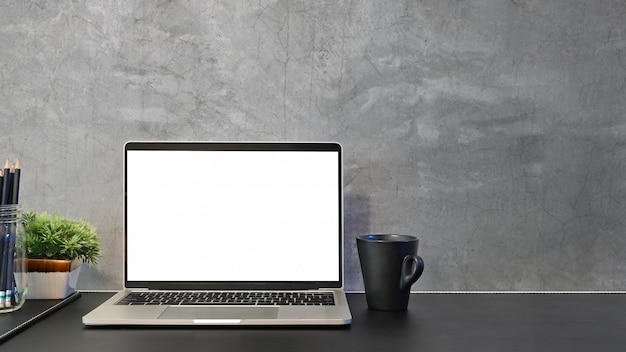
[0,292,81,343]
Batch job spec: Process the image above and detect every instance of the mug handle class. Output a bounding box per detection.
[399,255,424,291]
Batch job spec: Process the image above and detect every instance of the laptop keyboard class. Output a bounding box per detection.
[116,291,336,306]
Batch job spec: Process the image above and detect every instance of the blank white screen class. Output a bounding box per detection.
[126,149,340,282]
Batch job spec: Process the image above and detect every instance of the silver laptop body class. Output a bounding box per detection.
[82,141,352,326]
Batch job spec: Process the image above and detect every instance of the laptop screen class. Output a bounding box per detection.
[124,142,342,290]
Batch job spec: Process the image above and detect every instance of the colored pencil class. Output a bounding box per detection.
[0,160,10,205]
[10,160,20,204]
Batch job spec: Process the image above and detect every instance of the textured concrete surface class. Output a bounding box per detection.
[1,1,625,291]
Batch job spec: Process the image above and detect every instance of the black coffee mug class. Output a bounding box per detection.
[356,234,424,311]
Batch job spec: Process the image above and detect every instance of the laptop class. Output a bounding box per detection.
[82,141,352,326]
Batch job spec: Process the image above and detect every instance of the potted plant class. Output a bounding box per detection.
[22,211,101,299]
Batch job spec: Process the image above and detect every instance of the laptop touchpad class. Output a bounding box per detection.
[159,306,279,320]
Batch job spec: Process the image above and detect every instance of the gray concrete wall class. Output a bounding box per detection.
[1,0,625,291]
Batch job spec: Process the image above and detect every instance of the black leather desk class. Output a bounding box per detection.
[1,292,626,351]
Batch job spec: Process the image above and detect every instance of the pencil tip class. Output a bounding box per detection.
[4,159,9,169]
[15,159,20,169]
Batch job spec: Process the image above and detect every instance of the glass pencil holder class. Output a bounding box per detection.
[0,204,27,313]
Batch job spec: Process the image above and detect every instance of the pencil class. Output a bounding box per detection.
[0,160,10,205]
[3,233,13,308]
[0,234,8,307]
[0,161,7,306]
[0,170,3,206]
[4,161,17,307]
[10,160,20,204]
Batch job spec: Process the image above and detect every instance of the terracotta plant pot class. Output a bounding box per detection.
[27,258,81,272]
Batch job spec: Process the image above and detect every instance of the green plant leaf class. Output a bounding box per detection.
[22,211,101,265]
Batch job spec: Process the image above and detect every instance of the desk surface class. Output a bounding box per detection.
[1,292,626,351]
